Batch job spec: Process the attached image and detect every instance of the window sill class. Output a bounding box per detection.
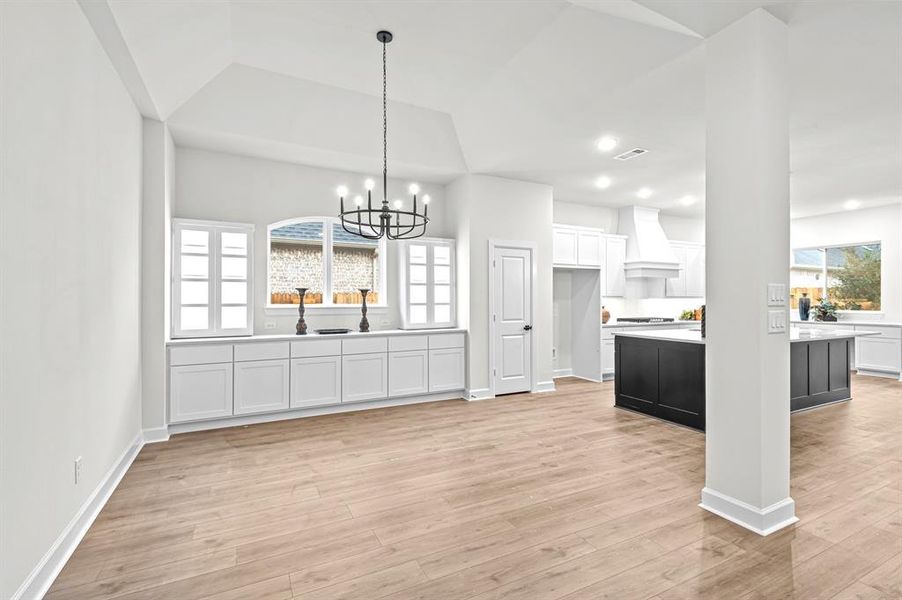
[265,305,390,316]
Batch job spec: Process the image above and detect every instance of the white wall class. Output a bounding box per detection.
[553,200,618,231]
[0,3,143,598]
[174,147,451,334]
[449,175,555,393]
[791,203,902,322]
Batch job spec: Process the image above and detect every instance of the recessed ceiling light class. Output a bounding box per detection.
[596,136,619,152]
[679,195,698,206]
[843,199,861,210]
[637,187,653,199]
[595,176,612,189]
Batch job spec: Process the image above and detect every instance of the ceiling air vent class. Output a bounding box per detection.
[613,148,648,161]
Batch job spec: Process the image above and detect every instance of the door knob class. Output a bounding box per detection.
[523,325,532,331]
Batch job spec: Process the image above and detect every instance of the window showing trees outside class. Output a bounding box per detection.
[790,243,881,311]
[268,217,382,306]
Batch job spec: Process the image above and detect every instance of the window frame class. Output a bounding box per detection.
[790,240,882,313]
[399,237,457,330]
[266,216,387,310]
[172,218,255,338]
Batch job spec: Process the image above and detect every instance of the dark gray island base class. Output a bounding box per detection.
[614,330,856,431]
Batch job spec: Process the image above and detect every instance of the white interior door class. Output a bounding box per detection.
[493,245,533,395]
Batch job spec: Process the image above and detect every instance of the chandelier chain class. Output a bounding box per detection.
[382,38,388,207]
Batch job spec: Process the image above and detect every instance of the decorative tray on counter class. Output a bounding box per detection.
[315,328,352,335]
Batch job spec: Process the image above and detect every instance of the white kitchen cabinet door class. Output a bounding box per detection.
[665,245,688,297]
[388,350,429,397]
[856,337,902,373]
[429,347,465,392]
[603,237,626,297]
[170,363,234,423]
[685,246,705,297]
[602,339,615,378]
[291,356,341,408]
[553,227,578,265]
[234,359,290,415]
[342,352,388,402]
[577,231,602,267]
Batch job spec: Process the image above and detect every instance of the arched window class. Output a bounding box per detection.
[267,217,386,307]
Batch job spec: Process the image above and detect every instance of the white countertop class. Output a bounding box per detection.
[168,328,467,346]
[791,319,902,328]
[603,321,699,329]
[613,327,880,345]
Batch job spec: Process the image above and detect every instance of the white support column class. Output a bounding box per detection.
[702,9,796,535]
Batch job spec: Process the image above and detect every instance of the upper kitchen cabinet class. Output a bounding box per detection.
[665,241,705,298]
[602,235,627,297]
[553,225,602,268]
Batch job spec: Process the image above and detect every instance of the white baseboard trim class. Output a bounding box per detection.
[856,368,901,381]
[169,391,466,435]
[533,380,556,393]
[13,432,144,600]
[700,487,798,536]
[142,426,170,444]
[466,388,494,401]
[553,368,573,378]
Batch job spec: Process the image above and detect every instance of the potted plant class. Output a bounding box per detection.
[813,298,838,322]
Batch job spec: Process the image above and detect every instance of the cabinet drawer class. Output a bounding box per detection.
[234,342,290,362]
[389,335,428,352]
[170,344,233,366]
[291,339,342,358]
[855,325,901,339]
[343,337,388,355]
[428,333,465,349]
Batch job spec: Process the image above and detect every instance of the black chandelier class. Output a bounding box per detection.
[337,30,430,240]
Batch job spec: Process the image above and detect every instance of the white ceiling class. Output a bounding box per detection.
[91,0,901,219]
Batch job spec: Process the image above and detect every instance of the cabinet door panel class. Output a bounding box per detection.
[602,339,615,376]
[234,359,290,415]
[342,353,388,402]
[856,337,902,372]
[685,246,705,297]
[664,246,688,297]
[291,356,341,408]
[389,350,429,397]
[553,228,578,265]
[576,232,602,267]
[604,237,626,297]
[170,364,233,423]
[429,348,465,392]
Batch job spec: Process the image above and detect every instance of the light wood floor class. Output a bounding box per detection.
[48,374,901,600]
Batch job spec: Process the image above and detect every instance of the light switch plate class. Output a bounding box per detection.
[767,283,787,307]
[768,310,787,334]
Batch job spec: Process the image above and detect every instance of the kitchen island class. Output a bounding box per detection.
[613,328,877,430]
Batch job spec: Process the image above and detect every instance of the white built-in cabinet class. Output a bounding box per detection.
[854,325,902,376]
[665,241,705,298]
[291,356,342,408]
[553,225,602,268]
[552,225,627,297]
[602,235,627,297]
[168,331,466,425]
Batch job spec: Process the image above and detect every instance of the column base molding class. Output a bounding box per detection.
[700,487,798,536]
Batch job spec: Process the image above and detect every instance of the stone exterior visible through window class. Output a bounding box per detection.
[268,218,384,306]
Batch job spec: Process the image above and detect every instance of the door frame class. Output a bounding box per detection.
[488,239,538,397]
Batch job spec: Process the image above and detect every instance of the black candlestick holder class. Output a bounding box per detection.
[359,288,370,332]
[295,287,308,335]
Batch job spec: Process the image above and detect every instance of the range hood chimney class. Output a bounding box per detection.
[618,206,680,279]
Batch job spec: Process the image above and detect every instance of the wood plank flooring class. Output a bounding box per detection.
[47,374,901,599]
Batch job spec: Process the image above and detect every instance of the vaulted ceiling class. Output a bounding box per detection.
[81,0,901,218]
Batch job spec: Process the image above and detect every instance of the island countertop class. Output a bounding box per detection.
[613,328,879,345]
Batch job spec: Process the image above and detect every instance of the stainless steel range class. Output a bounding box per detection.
[616,317,675,323]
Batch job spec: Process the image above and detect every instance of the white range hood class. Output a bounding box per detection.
[618,206,681,279]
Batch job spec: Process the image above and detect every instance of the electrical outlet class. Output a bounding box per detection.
[264,321,277,330]
[552,347,557,358]
[74,456,82,485]
[380,319,390,326]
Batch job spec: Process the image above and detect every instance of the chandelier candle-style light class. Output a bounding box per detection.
[337,30,431,240]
